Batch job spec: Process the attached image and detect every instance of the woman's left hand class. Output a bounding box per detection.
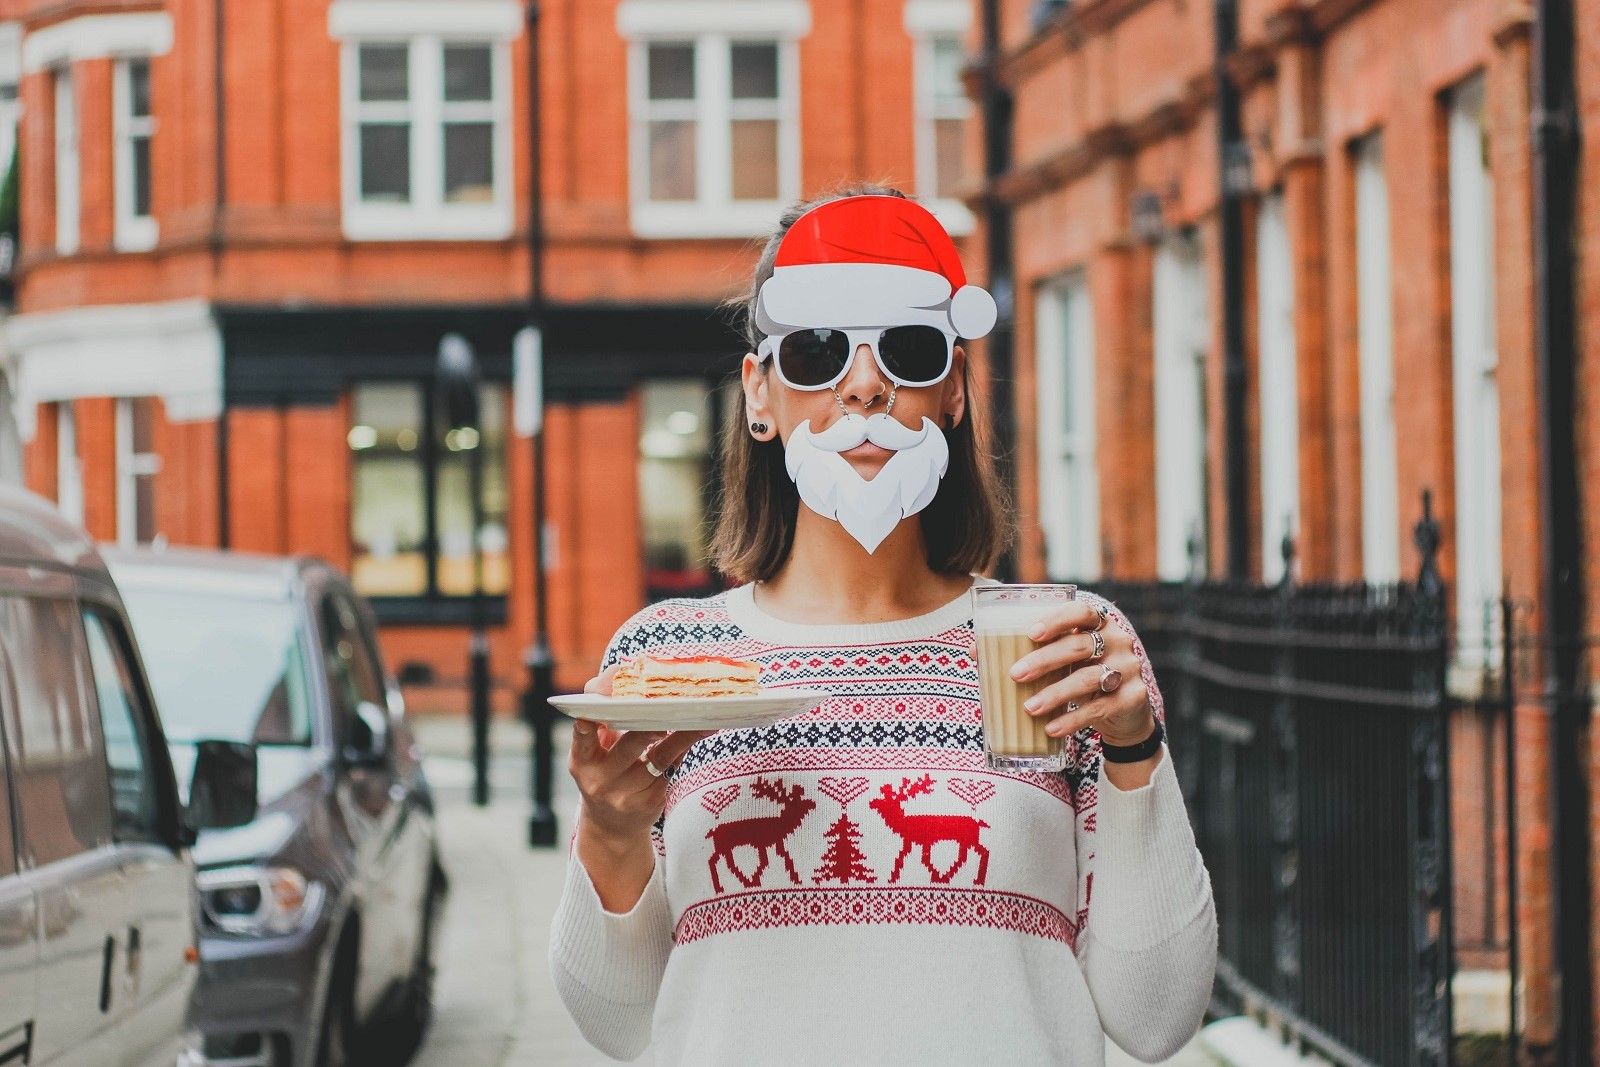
[1009,599,1157,746]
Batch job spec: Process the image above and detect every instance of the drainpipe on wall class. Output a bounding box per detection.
[1213,0,1249,581]
[1531,0,1593,1057]
[214,0,230,547]
[979,0,1017,581]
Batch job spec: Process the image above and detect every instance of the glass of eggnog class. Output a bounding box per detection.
[973,583,1078,772]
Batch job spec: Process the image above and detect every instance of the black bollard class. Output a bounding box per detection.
[470,630,491,807]
[525,636,558,846]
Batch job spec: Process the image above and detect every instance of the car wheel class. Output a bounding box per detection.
[317,939,358,1067]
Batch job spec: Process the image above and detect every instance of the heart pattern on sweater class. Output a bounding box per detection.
[701,784,741,816]
[947,778,996,810]
[818,776,870,808]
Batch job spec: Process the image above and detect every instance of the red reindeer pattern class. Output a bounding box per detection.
[705,777,817,893]
[869,775,991,885]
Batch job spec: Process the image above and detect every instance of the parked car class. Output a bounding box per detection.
[0,486,258,1066]
[104,547,447,1067]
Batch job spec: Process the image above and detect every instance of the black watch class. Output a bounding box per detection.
[1100,715,1165,764]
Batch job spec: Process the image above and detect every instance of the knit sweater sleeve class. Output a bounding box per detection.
[547,610,678,1061]
[549,825,672,1061]
[1073,595,1217,1063]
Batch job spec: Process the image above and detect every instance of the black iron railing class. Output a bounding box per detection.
[1086,495,1453,1066]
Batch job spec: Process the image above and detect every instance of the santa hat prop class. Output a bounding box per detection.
[755,195,998,339]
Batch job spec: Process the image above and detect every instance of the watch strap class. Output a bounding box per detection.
[1100,716,1166,763]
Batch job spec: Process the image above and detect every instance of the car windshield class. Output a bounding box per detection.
[119,586,314,746]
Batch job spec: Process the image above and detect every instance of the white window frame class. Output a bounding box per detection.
[54,66,78,255]
[1257,191,1299,584]
[1036,272,1100,580]
[113,56,157,252]
[1447,74,1501,684]
[625,34,802,238]
[1354,132,1399,583]
[906,0,974,237]
[57,401,83,524]
[338,35,514,241]
[1154,230,1209,581]
[114,397,162,546]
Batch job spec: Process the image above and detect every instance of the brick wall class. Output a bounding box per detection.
[992,0,1590,1048]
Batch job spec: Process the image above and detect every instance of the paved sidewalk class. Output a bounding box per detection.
[408,715,1211,1067]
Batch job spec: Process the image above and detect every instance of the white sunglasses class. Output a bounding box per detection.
[756,325,957,392]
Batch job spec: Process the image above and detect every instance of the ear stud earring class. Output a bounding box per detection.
[751,422,769,436]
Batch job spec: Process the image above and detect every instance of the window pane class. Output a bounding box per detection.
[639,381,714,598]
[435,384,508,597]
[444,122,494,204]
[321,595,385,734]
[117,586,313,746]
[932,38,966,105]
[444,44,493,102]
[128,58,151,118]
[360,123,411,203]
[648,120,696,201]
[82,612,157,842]
[648,43,695,100]
[359,44,409,102]
[0,597,112,865]
[934,117,964,198]
[731,43,778,100]
[132,134,152,217]
[351,383,426,597]
[730,120,778,200]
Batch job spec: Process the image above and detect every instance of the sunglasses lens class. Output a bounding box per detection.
[777,329,851,387]
[876,325,950,385]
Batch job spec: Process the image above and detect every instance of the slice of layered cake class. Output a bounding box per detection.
[612,654,762,698]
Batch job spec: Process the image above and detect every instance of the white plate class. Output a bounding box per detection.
[549,688,831,731]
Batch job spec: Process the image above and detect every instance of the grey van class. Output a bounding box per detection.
[105,547,447,1067]
[0,486,257,1066]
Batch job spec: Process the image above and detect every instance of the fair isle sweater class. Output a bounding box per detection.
[550,581,1216,1066]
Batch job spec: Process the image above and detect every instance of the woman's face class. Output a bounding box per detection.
[741,340,968,481]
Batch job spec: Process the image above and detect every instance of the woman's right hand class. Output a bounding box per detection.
[568,665,712,910]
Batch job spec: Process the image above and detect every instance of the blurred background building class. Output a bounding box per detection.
[0,0,976,705]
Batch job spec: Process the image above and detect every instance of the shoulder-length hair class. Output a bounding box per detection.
[708,182,1013,584]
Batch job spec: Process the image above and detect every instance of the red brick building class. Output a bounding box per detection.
[983,0,1599,1054]
[3,0,978,703]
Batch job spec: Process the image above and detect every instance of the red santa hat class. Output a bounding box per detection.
[755,195,998,339]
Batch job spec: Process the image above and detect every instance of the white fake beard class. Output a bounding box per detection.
[784,413,950,554]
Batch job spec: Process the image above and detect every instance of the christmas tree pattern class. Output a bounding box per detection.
[812,776,876,884]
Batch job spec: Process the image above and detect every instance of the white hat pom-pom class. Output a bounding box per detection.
[949,285,998,339]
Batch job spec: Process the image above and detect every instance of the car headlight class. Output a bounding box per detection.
[198,865,324,936]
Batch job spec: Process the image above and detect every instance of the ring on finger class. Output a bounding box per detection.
[1091,602,1109,631]
[644,758,666,778]
[1098,665,1123,694]
[1087,630,1106,662]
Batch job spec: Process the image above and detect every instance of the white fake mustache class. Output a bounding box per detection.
[784,415,949,553]
[797,413,930,453]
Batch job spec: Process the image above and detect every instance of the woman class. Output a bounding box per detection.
[550,186,1216,1065]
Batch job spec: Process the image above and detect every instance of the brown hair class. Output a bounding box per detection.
[708,182,1013,583]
